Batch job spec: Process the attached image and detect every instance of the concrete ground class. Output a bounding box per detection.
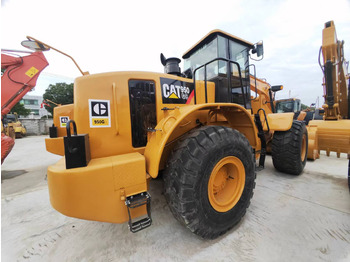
[1,136,350,262]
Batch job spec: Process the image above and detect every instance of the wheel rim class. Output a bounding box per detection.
[208,156,245,213]
[301,134,306,162]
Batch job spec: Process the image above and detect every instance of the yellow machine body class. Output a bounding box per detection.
[45,70,294,223]
[250,76,274,115]
[48,152,147,223]
[307,21,350,160]
[308,119,350,159]
[45,30,295,225]
[321,21,349,120]
[249,75,294,151]
[46,71,256,223]
[4,113,27,138]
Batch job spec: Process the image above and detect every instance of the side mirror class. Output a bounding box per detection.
[271,85,283,92]
[255,41,264,57]
[21,40,50,51]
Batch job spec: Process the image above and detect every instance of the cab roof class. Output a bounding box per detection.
[182,29,254,59]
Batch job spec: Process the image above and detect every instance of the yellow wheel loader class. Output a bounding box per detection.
[4,113,27,138]
[249,76,308,174]
[26,30,307,238]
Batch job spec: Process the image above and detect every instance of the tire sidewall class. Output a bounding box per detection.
[195,131,255,230]
[298,122,308,171]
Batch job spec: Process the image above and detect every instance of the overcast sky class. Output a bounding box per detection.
[2,0,350,106]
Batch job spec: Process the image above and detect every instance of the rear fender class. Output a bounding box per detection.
[144,103,259,178]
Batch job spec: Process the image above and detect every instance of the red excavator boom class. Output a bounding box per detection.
[1,51,49,117]
[1,49,49,163]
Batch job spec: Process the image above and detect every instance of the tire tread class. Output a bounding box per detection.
[164,126,256,239]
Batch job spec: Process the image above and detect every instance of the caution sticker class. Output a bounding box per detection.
[25,67,39,78]
[59,116,70,128]
[89,99,111,128]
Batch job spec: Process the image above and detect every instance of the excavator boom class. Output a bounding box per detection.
[1,51,49,116]
[307,21,350,165]
[321,21,349,120]
[1,49,49,163]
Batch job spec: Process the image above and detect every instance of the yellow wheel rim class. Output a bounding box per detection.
[301,134,306,162]
[208,156,245,213]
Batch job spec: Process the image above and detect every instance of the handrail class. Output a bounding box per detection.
[257,108,270,133]
[247,64,258,101]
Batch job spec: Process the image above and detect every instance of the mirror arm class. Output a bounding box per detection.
[26,36,89,76]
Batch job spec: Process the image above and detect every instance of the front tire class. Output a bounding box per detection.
[163,126,256,239]
[272,120,308,175]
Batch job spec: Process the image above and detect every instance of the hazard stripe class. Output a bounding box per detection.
[186,90,194,104]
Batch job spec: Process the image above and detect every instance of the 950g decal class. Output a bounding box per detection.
[160,77,194,104]
[89,99,111,128]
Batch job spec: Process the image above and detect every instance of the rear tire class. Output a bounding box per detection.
[163,126,256,239]
[272,120,308,175]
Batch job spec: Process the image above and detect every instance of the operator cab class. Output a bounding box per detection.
[182,30,263,108]
[5,114,17,123]
[276,99,301,113]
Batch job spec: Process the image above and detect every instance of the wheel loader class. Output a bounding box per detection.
[248,75,308,173]
[27,30,307,239]
[4,113,27,138]
[274,98,314,125]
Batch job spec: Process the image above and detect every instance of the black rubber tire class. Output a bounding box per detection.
[163,126,256,239]
[272,120,308,175]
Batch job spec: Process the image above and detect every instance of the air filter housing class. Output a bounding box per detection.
[160,53,181,76]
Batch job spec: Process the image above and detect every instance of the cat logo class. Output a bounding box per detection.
[160,77,194,104]
[169,92,179,99]
[91,101,108,116]
[89,99,111,128]
[163,83,180,99]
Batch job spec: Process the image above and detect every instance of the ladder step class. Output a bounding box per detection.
[129,217,152,233]
[125,192,152,233]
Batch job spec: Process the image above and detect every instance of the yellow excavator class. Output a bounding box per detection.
[307,21,350,189]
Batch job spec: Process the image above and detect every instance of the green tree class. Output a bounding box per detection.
[43,82,74,115]
[11,102,31,117]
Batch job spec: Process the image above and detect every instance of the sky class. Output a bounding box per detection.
[2,0,350,106]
